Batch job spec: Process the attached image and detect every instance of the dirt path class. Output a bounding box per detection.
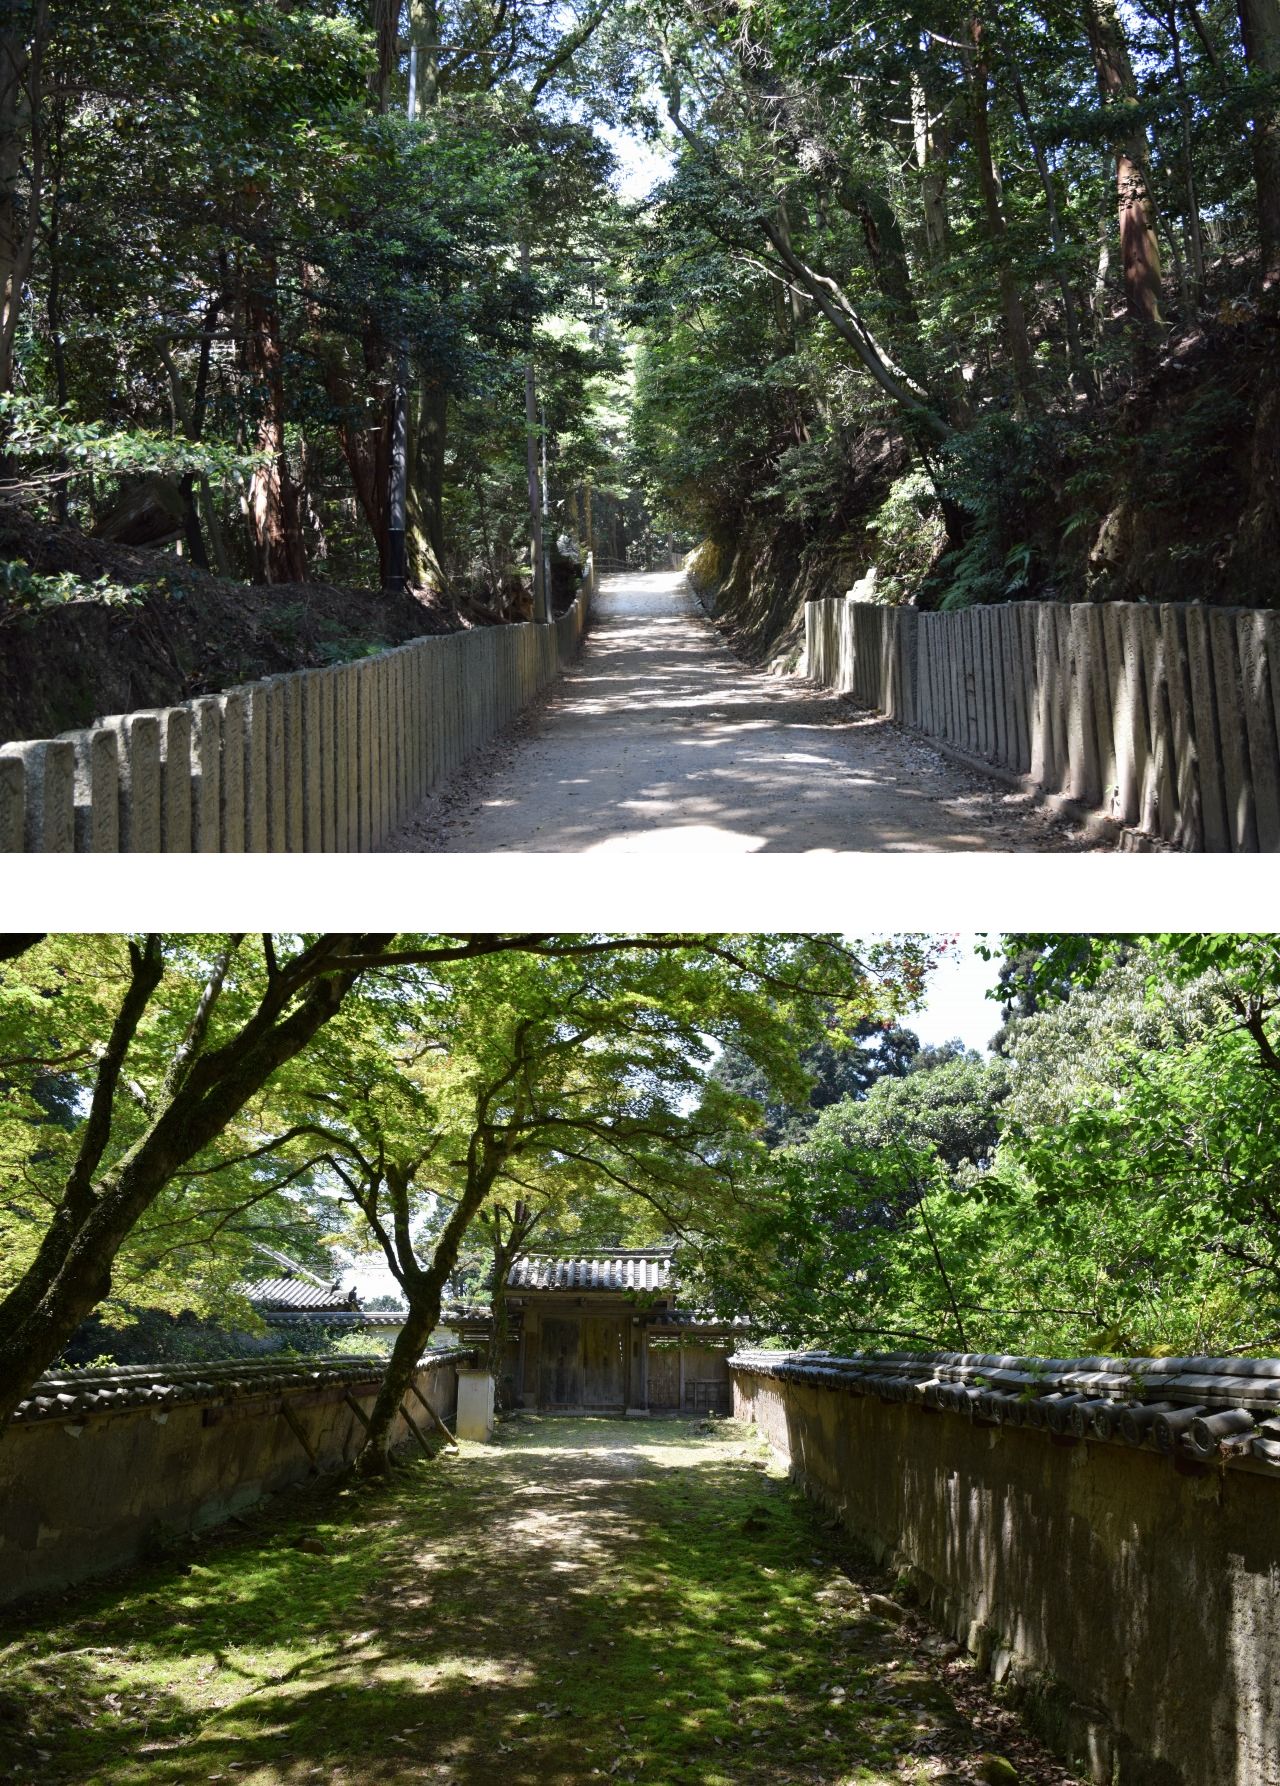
[390,572,1090,853]
[3,1416,1083,1786]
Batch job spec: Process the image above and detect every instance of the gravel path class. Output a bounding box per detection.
[390,571,1092,853]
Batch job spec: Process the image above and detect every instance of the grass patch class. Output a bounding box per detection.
[0,1418,1036,1785]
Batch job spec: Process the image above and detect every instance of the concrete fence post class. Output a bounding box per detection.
[5,740,76,852]
[160,708,194,853]
[107,713,163,853]
[264,681,287,852]
[1180,606,1229,850]
[1209,609,1258,851]
[218,693,246,853]
[280,676,304,852]
[190,698,222,854]
[1065,605,1100,808]
[74,727,120,853]
[1160,606,1201,849]
[1237,611,1280,853]
[243,684,270,853]
[0,752,24,851]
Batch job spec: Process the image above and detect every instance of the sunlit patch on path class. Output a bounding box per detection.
[0,1417,1081,1786]
[390,572,1086,853]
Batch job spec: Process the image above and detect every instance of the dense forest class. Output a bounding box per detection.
[2,932,1277,1475]
[2,0,1279,734]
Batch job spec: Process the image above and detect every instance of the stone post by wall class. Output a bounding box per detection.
[0,557,594,853]
[803,596,1280,849]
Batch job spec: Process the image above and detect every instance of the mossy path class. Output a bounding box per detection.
[0,1417,1080,1786]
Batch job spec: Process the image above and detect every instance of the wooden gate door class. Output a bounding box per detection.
[538,1318,582,1408]
[581,1317,624,1407]
[646,1339,680,1409]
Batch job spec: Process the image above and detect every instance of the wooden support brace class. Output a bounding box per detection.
[279,1399,319,1473]
[399,1402,435,1457]
[343,1391,371,1428]
[407,1378,458,1449]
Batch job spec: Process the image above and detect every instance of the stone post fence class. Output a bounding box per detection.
[0,559,594,852]
[0,1348,471,1605]
[730,1347,1280,1786]
[804,597,1280,849]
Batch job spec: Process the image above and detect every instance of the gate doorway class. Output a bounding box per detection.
[537,1316,625,1410]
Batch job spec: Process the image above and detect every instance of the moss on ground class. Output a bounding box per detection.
[0,1418,1069,1786]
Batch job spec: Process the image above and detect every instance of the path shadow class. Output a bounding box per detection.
[0,1416,1023,1786]
[434,574,1073,854]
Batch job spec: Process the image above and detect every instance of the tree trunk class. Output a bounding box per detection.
[1237,0,1280,286]
[483,1200,536,1406]
[1084,0,1164,331]
[305,287,392,582]
[911,77,973,425]
[370,0,398,113]
[407,370,448,589]
[1167,10,1206,304]
[0,0,46,395]
[1001,45,1092,393]
[967,19,1038,411]
[0,937,370,1429]
[244,271,307,583]
[358,1150,504,1471]
[911,75,952,264]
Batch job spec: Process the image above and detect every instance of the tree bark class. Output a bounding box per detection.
[370,0,399,113]
[967,19,1038,411]
[1166,8,1206,304]
[482,1200,538,1405]
[407,370,448,588]
[243,268,307,583]
[0,0,46,395]
[912,75,952,265]
[357,1139,510,1470]
[1000,43,1092,393]
[1084,0,1164,331]
[1237,0,1280,286]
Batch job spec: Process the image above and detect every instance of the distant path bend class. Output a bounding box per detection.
[393,570,1085,852]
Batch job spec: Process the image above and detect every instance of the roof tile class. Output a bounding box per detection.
[508,1249,673,1293]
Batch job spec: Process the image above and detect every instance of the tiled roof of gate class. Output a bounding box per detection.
[729,1349,1280,1476]
[240,1275,359,1312]
[509,1249,674,1293]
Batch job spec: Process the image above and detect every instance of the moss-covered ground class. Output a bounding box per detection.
[0,1417,1080,1785]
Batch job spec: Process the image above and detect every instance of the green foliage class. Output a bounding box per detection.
[0,394,261,491]
[0,933,929,1355]
[712,1021,926,1148]
[690,937,1280,1360]
[862,471,947,602]
[0,559,144,615]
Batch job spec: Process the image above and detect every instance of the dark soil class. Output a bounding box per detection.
[697,312,1280,669]
[0,504,466,745]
